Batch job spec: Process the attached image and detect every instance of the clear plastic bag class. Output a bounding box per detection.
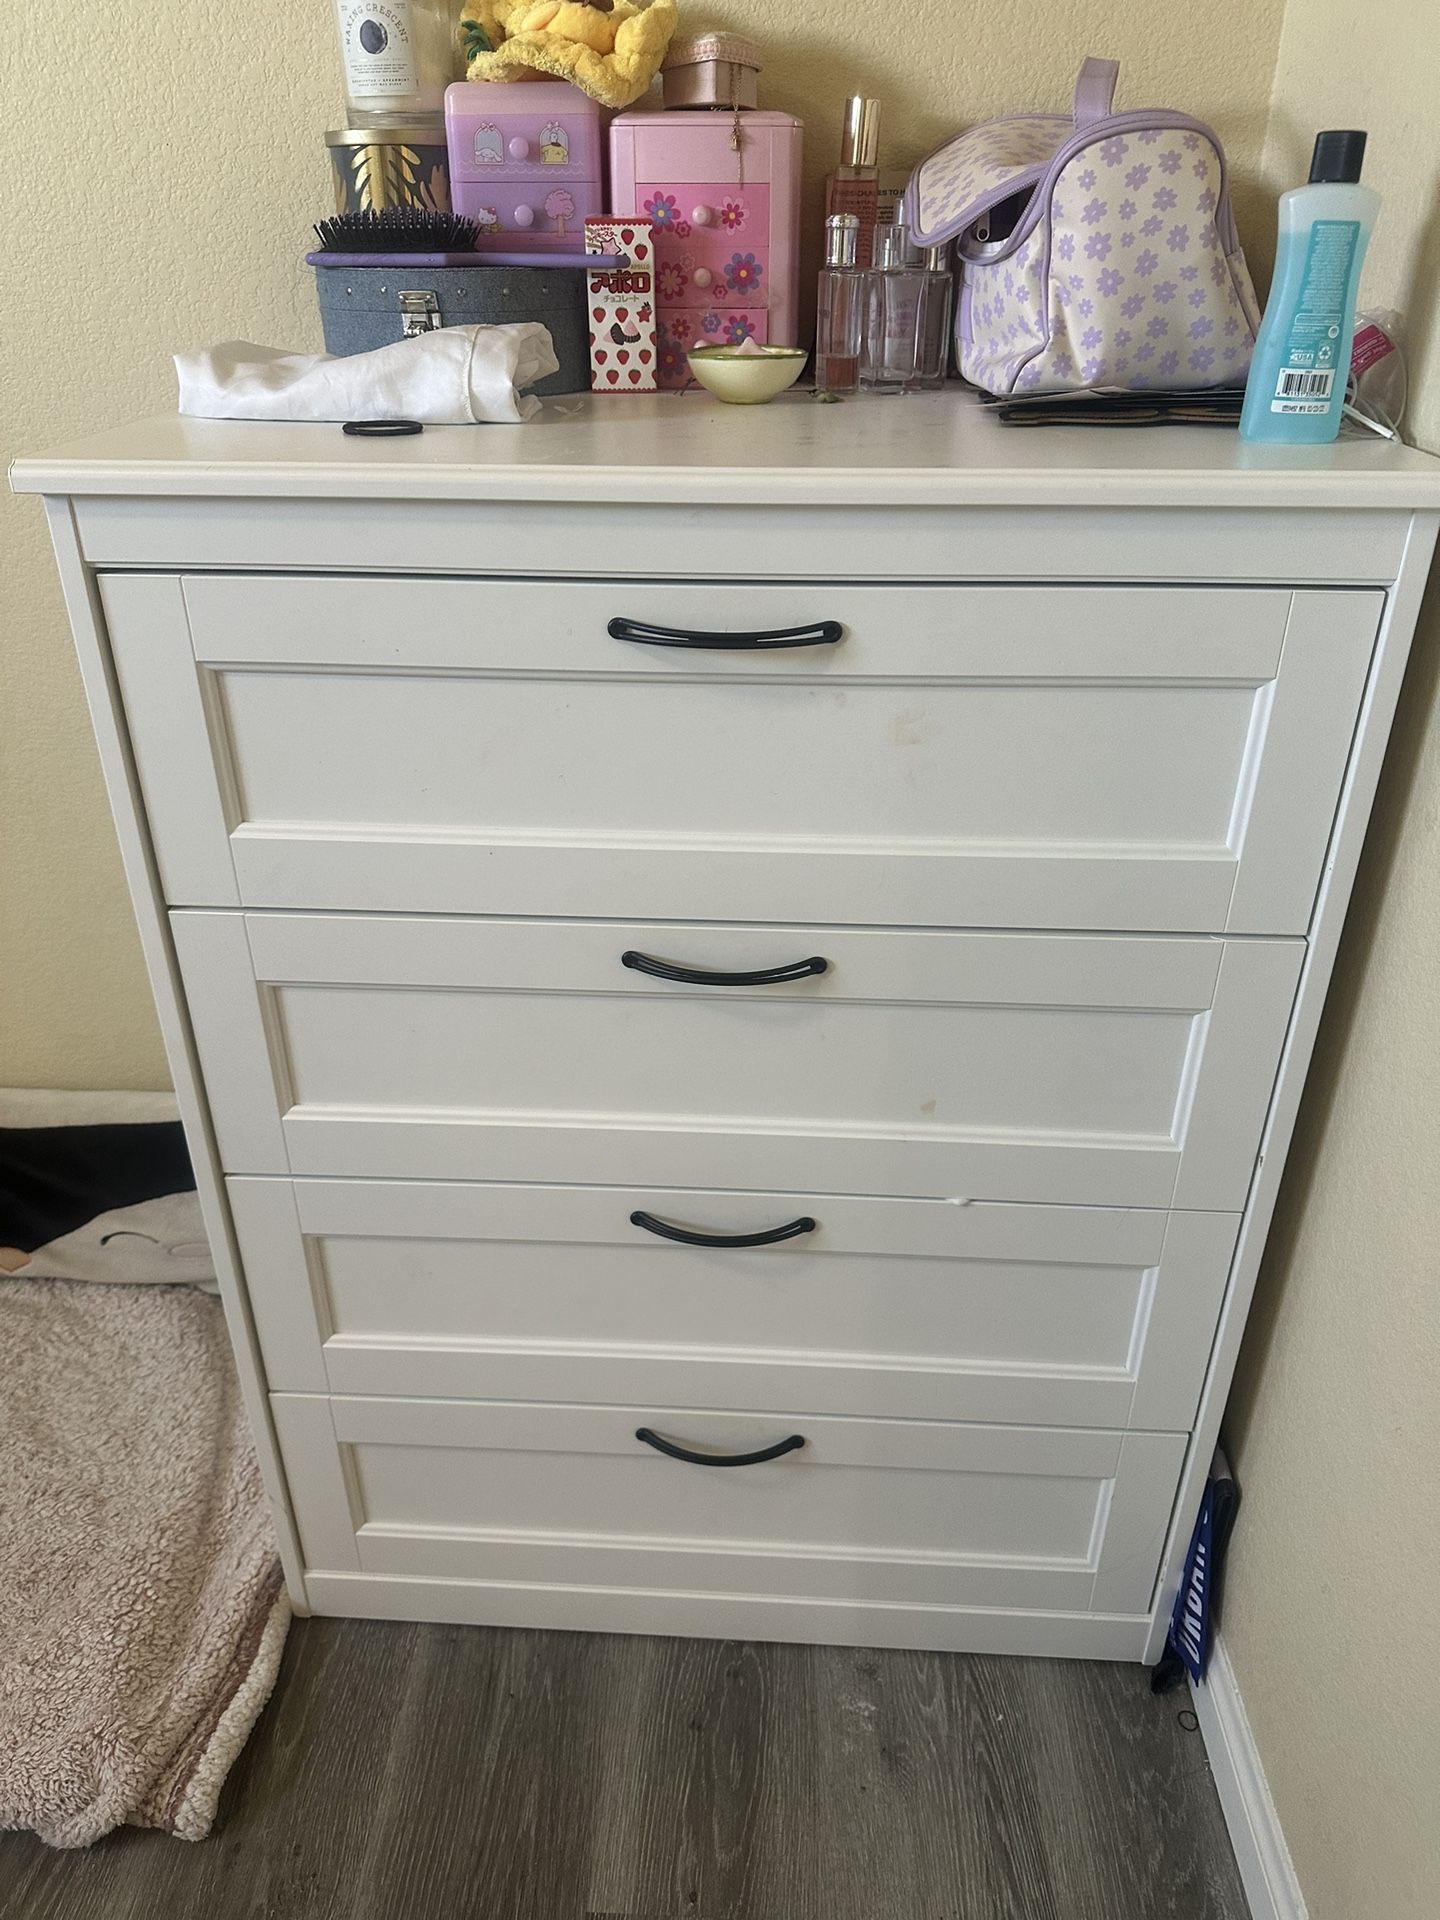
[1347,308,1407,439]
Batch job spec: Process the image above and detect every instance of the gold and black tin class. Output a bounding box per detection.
[325,123,451,216]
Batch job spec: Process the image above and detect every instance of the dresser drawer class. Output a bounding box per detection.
[178,910,1300,1209]
[106,574,1379,934]
[233,1177,1239,1427]
[272,1393,1186,1617]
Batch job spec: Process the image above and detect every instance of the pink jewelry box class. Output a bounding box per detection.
[609,109,802,387]
[446,80,605,252]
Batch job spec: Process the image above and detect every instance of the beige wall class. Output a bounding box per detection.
[1221,7,1440,1918]
[1,0,1286,1086]
[4,1,337,1088]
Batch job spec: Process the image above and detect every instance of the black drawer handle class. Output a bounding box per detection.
[636,1426,806,1468]
[630,1209,817,1249]
[622,949,828,987]
[608,616,843,650]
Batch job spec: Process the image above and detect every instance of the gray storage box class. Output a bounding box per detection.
[312,262,589,395]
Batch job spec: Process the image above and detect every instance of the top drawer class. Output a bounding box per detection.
[104,574,1379,934]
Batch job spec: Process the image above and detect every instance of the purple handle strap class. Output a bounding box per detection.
[1072,57,1120,130]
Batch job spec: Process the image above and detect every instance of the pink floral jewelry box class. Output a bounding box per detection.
[608,110,802,386]
[446,80,605,251]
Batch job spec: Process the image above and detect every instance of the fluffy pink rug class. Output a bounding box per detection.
[0,1278,289,1846]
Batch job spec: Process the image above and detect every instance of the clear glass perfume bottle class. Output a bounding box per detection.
[861,219,924,389]
[911,244,956,390]
[824,96,881,270]
[862,225,955,391]
[815,214,864,397]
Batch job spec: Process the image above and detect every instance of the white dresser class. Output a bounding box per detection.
[17,395,1440,1662]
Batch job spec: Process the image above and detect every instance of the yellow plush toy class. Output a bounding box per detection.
[460,0,678,109]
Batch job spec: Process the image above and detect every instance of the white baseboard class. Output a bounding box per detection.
[1191,1634,1308,1920]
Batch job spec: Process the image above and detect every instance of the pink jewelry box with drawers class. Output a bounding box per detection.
[446,80,606,251]
[608,110,803,386]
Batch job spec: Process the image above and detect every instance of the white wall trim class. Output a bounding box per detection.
[1191,1634,1308,1920]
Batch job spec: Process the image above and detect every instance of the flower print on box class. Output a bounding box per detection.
[643,192,679,229]
[656,327,686,385]
[724,252,763,295]
[719,199,746,230]
[723,313,756,345]
[701,309,722,335]
[658,260,688,299]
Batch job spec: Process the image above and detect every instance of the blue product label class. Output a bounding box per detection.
[1270,220,1359,414]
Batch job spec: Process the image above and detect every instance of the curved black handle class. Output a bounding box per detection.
[609,616,843,651]
[630,1209,817,1249]
[635,1426,807,1468]
[622,950,828,987]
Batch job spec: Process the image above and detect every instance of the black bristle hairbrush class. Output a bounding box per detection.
[313,207,483,255]
[306,206,628,271]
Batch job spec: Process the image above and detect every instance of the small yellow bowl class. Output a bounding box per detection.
[686,344,807,404]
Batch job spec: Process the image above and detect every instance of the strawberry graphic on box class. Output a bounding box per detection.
[585,218,657,394]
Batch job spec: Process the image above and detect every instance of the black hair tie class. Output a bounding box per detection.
[342,419,423,436]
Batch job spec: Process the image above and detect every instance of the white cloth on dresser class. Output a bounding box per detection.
[175,324,559,425]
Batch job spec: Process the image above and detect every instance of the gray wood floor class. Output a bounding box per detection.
[0,1619,1247,1920]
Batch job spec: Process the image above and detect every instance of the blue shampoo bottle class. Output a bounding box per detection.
[1240,131,1379,444]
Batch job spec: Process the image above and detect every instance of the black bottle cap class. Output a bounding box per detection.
[1309,130,1367,183]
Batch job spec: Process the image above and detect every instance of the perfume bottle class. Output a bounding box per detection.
[815,214,864,396]
[911,243,956,390]
[824,97,881,270]
[861,219,923,389]
[861,226,956,391]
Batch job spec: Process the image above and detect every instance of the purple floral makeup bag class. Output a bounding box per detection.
[905,57,1262,395]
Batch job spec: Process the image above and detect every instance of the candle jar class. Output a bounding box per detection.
[334,0,461,126]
